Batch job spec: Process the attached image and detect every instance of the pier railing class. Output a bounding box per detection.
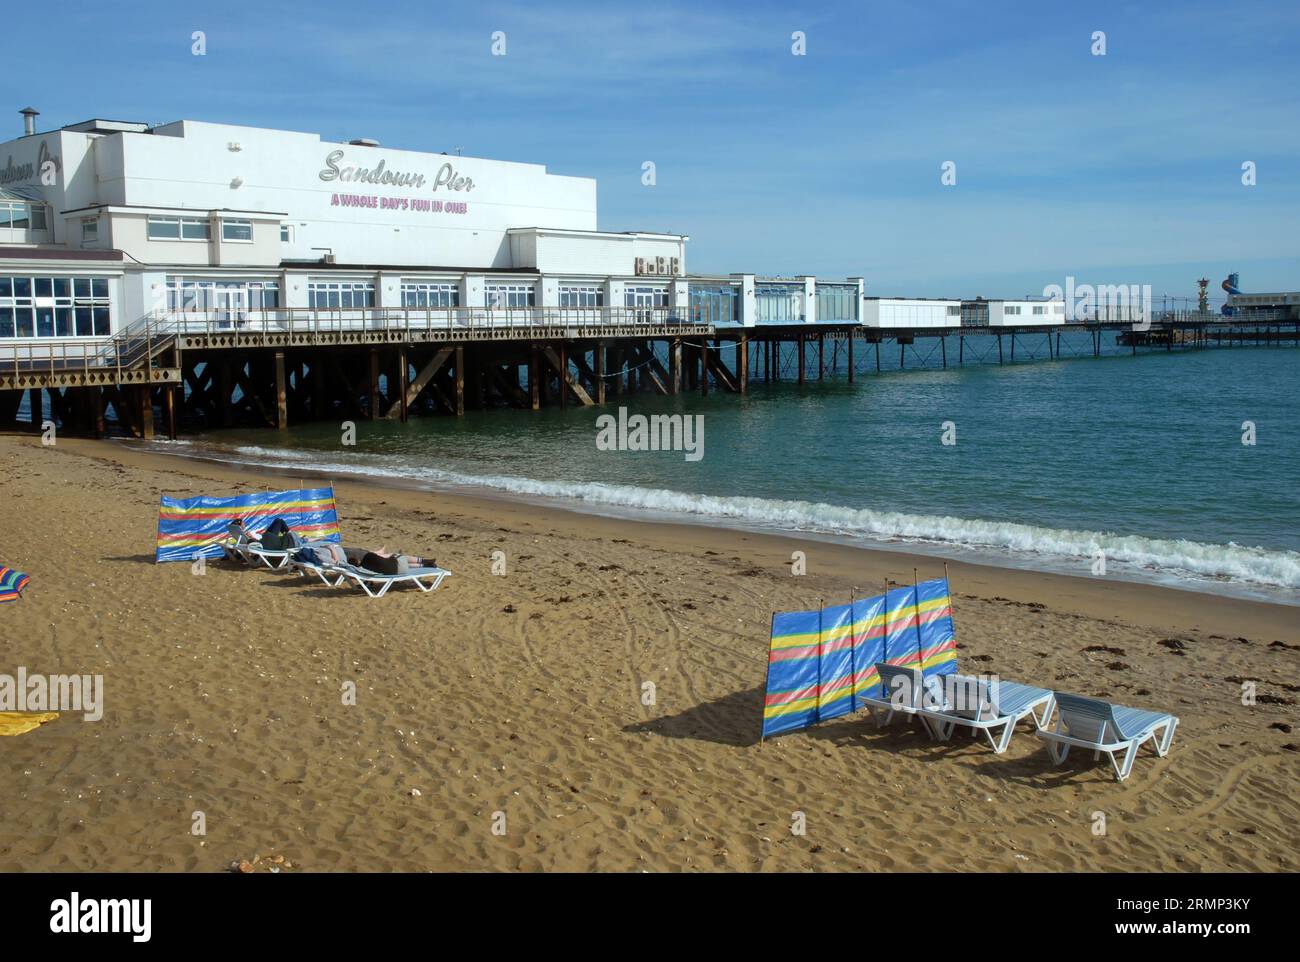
[0,314,179,389]
[159,305,709,341]
[3,304,1294,391]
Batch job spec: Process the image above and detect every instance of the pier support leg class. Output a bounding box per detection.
[312,354,326,419]
[671,338,681,394]
[739,336,748,394]
[397,347,409,422]
[772,340,779,382]
[595,341,606,405]
[875,339,881,373]
[798,335,806,385]
[93,388,106,438]
[997,334,1004,365]
[818,336,824,380]
[700,341,709,397]
[138,386,155,440]
[275,350,288,430]
[560,344,569,409]
[530,347,540,410]
[368,349,381,420]
[454,346,465,416]
[847,334,855,383]
[1011,334,1016,362]
[28,388,42,432]
[959,335,964,366]
[941,336,947,368]
[220,361,233,427]
[164,385,177,440]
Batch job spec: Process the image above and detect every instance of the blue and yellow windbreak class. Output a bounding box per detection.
[761,578,958,738]
[154,487,342,563]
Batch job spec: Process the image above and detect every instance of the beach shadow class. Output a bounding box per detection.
[103,553,166,565]
[626,686,764,748]
[255,577,344,599]
[799,714,948,757]
[103,553,258,571]
[967,749,1129,788]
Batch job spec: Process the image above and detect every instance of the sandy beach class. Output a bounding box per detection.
[0,430,1296,872]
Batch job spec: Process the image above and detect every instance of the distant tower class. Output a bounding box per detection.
[1197,278,1209,314]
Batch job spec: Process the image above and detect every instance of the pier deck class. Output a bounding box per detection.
[2,309,1295,439]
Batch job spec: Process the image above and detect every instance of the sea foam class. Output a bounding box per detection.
[208,443,1300,595]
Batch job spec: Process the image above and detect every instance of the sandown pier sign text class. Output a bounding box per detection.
[318,150,474,192]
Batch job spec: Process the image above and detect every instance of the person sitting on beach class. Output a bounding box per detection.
[223,519,260,562]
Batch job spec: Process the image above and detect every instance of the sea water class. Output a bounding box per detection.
[155,344,1300,606]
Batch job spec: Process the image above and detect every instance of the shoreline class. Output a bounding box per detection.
[2,430,1297,872]
[44,434,1300,638]
[117,431,1300,610]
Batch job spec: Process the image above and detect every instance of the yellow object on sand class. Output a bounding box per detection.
[0,711,59,736]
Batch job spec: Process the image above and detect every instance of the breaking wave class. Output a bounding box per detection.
[187,442,1300,596]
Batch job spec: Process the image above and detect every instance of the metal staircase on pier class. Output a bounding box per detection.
[0,314,181,391]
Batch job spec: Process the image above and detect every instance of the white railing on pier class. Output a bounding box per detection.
[162,305,704,339]
[1,313,176,383]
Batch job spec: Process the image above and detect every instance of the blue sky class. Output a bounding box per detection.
[8,0,1298,300]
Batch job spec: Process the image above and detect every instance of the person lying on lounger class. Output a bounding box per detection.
[356,547,435,575]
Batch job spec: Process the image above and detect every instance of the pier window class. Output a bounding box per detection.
[166,278,280,312]
[755,285,802,323]
[487,284,536,309]
[559,286,603,308]
[81,218,99,244]
[147,216,182,240]
[689,285,739,324]
[0,200,48,237]
[147,216,211,241]
[961,302,989,326]
[1005,305,1022,316]
[0,275,112,339]
[401,282,460,308]
[1032,305,1045,315]
[308,280,375,309]
[221,219,253,242]
[816,284,857,322]
[946,305,960,316]
[624,287,669,309]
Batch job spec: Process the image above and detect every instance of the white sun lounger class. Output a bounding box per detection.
[288,556,347,587]
[1036,692,1178,781]
[860,664,946,734]
[222,526,256,564]
[917,674,1055,753]
[329,562,452,598]
[244,544,294,569]
[223,523,295,569]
